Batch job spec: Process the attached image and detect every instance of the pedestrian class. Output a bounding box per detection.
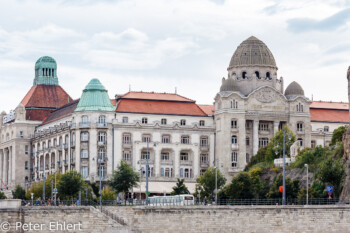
[204,196,208,205]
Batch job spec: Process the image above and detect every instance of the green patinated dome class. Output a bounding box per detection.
[33,56,59,86]
[74,79,115,112]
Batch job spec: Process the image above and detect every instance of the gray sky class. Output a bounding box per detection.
[1,0,350,112]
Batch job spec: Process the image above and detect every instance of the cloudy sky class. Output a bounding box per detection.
[0,0,350,112]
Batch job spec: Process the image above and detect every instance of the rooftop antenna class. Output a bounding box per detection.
[129,84,131,92]
[175,87,177,94]
[311,94,313,101]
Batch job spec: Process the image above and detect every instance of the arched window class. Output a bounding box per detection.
[231,100,238,109]
[231,135,237,144]
[82,115,89,123]
[98,115,106,124]
[266,72,271,79]
[242,72,247,79]
[296,103,304,112]
[255,71,260,79]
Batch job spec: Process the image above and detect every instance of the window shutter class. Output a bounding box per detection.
[180,168,184,177]
[161,168,164,176]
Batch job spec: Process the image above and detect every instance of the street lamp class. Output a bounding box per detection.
[98,154,108,211]
[305,164,309,205]
[42,145,51,201]
[282,127,291,206]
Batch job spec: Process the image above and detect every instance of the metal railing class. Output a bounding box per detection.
[216,198,340,206]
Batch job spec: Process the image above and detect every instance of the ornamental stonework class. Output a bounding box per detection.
[255,88,276,103]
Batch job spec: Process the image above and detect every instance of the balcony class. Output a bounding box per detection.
[71,141,76,148]
[79,122,90,128]
[57,145,63,151]
[64,144,68,149]
[140,159,154,165]
[231,144,239,150]
[180,160,192,166]
[97,141,106,147]
[160,160,173,165]
[122,142,132,148]
[200,161,209,167]
[96,122,108,128]
[200,144,209,151]
[259,130,270,135]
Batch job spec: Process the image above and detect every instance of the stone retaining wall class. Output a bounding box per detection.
[105,205,350,233]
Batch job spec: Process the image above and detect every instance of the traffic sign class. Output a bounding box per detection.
[85,190,88,195]
[54,188,57,193]
[326,186,333,192]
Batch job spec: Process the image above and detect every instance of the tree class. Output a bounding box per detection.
[225,172,254,199]
[90,182,100,198]
[330,126,347,146]
[25,173,62,200]
[58,171,85,199]
[196,167,226,198]
[101,187,117,200]
[171,178,190,195]
[267,174,300,199]
[13,185,26,200]
[0,192,6,199]
[109,160,140,204]
[249,168,270,198]
[316,157,345,197]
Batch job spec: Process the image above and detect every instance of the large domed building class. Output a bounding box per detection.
[0,37,347,195]
[215,36,311,176]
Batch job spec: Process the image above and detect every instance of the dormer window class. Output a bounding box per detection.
[142,117,148,124]
[296,103,304,112]
[231,100,238,109]
[266,72,271,79]
[180,119,186,126]
[242,72,247,79]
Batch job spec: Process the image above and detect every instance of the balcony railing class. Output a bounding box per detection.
[79,122,91,128]
[200,161,209,167]
[98,141,106,146]
[180,160,192,166]
[96,122,108,128]
[160,160,173,165]
[231,144,239,150]
[200,144,209,150]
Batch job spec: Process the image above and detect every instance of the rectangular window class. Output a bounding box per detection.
[123,151,131,161]
[259,138,269,148]
[81,149,89,158]
[98,132,106,143]
[162,135,170,143]
[141,151,150,160]
[142,117,148,124]
[231,135,238,144]
[259,123,269,131]
[200,137,208,147]
[82,166,89,178]
[25,161,28,170]
[231,152,238,167]
[180,152,188,161]
[246,153,250,163]
[231,120,237,129]
[246,137,250,146]
[165,168,171,177]
[180,119,186,126]
[122,117,128,123]
[200,154,208,165]
[324,126,329,132]
[81,132,89,141]
[123,133,131,144]
[245,121,250,130]
[181,136,190,144]
[199,120,205,126]
[161,152,169,160]
[297,123,303,132]
[25,145,29,154]
[161,118,167,125]
[200,169,207,176]
[142,134,151,143]
[20,131,24,138]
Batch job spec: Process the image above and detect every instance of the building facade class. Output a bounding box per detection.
[0,37,348,194]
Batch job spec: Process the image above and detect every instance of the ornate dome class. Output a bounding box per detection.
[220,77,240,92]
[228,36,277,69]
[35,56,57,69]
[75,79,115,112]
[284,81,304,97]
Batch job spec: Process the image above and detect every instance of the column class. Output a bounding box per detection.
[154,147,161,177]
[3,150,8,185]
[253,120,259,156]
[274,121,279,135]
[0,150,3,182]
[49,153,52,172]
[62,149,66,173]
[8,148,12,186]
[174,148,180,177]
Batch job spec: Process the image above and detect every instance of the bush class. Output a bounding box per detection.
[225,172,254,199]
[101,187,116,200]
[13,185,26,200]
[0,192,6,199]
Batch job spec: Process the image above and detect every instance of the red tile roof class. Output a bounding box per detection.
[122,91,195,102]
[198,105,215,116]
[20,85,73,121]
[310,101,348,110]
[310,109,349,123]
[116,99,208,116]
[41,99,80,125]
[21,85,73,109]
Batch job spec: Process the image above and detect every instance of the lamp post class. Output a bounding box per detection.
[305,164,309,205]
[282,130,286,206]
[43,145,45,201]
[146,141,149,205]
